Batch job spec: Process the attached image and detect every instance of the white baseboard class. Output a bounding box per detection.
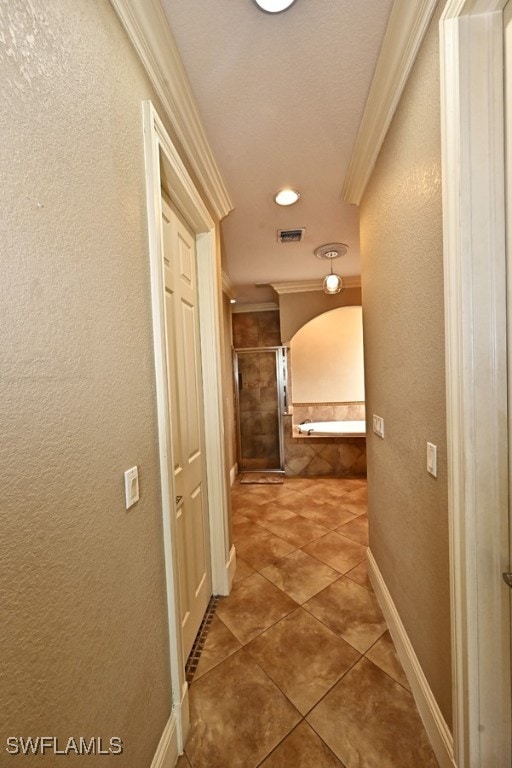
[150,712,178,768]
[229,463,238,486]
[226,545,236,591]
[367,549,456,768]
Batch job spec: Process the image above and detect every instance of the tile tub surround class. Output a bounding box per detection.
[181,477,439,768]
[284,413,367,477]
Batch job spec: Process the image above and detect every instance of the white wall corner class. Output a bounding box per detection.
[150,713,179,768]
[109,0,233,220]
[367,550,456,768]
[342,0,438,205]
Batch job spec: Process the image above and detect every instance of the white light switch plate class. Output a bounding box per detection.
[124,466,139,509]
[372,414,385,439]
[427,443,437,477]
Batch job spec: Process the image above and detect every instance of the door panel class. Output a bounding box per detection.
[161,198,211,661]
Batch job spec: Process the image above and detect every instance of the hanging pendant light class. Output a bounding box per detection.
[323,264,343,294]
[314,242,347,295]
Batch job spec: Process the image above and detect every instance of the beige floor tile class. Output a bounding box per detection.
[215,572,298,644]
[238,502,298,525]
[235,527,296,570]
[186,649,301,768]
[298,482,355,505]
[307,658,438,768]
[304,577,386,653]
[340,485,368,505]
[345,560,373,591]
[232,517,267,542]
[366,630,410,690]
[232,556,255,583]
[247,608,360,715]
[177,752,192,767]
[337,515,369,546]
[338,498,367,517]
[295,500,358,530]
[302,531,367,574]
[259,721,347,768]
[260,515,329,548]
[261,549,340,604]
[193,615,242,680]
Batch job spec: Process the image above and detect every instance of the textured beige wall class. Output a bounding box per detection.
[290,306,365,403]
[279,286,362,343]
[0,1,209,764]
[360,4,451,725]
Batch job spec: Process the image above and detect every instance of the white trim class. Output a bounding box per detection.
[226,545,237,591]
[367,550,456,768]
[231,302,279,314]
[229,463,238,486]
[222,270,235,298]
[440,3,511,767]
[109,0,233,220]
[270,276,362,294]
[143,101,232,750]
[150,713,178,768]
[342,0,438,204]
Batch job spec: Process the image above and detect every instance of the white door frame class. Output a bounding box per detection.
[440,3,511,765]
[142,100,232,750]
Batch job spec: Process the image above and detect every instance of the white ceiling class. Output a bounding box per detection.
[161,0,394,304]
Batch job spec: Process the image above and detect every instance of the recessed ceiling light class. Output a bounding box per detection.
[274,189,300,206]
[253,0,297,12]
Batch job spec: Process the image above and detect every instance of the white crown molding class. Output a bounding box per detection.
[342,0,438,205]
[222,270,235,297]
[231,302,279,313]
[271,276,361,294]
[109,0,233,221]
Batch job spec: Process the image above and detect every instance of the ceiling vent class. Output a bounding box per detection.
[277,228,305,243]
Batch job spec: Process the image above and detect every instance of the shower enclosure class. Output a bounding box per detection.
[234,346,288,473]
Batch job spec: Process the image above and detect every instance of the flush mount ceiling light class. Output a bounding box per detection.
[274,188,300,206]
[314,242,348,295]
[253,0,297,12]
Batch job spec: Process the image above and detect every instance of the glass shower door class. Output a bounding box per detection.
[234,347,285,472]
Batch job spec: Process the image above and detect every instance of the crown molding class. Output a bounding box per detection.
[271,276,361,294]
[221,270,235,297]
[109,0,233,220]
[231,302,279,314]
[342,0,438,205]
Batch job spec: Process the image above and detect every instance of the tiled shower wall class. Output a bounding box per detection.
[232,310,281,348]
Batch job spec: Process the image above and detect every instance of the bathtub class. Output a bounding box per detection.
[295,420,366,437]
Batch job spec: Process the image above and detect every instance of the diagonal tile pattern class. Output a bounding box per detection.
[183,476,439,768]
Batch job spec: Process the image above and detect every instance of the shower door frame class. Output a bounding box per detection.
[233,346,288,474]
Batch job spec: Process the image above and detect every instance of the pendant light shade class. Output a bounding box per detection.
[323,272,343,295]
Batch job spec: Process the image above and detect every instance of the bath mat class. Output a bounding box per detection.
[239,473,284,484]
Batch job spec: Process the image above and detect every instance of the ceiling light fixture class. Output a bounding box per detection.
[314,242,348,295]
[253,0,297,13]
[274,188,300,206]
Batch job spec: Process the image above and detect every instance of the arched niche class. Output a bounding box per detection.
[290,306,365,403]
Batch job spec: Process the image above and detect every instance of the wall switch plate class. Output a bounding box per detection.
[427,443,437,477]
[372,414,385,439]
[124,466,139,509]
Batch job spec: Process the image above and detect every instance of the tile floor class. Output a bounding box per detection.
[178,477,439,768]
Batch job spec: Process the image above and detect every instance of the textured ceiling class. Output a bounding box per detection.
[161,0,394,303]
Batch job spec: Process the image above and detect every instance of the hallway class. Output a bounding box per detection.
[178,477,438,768]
